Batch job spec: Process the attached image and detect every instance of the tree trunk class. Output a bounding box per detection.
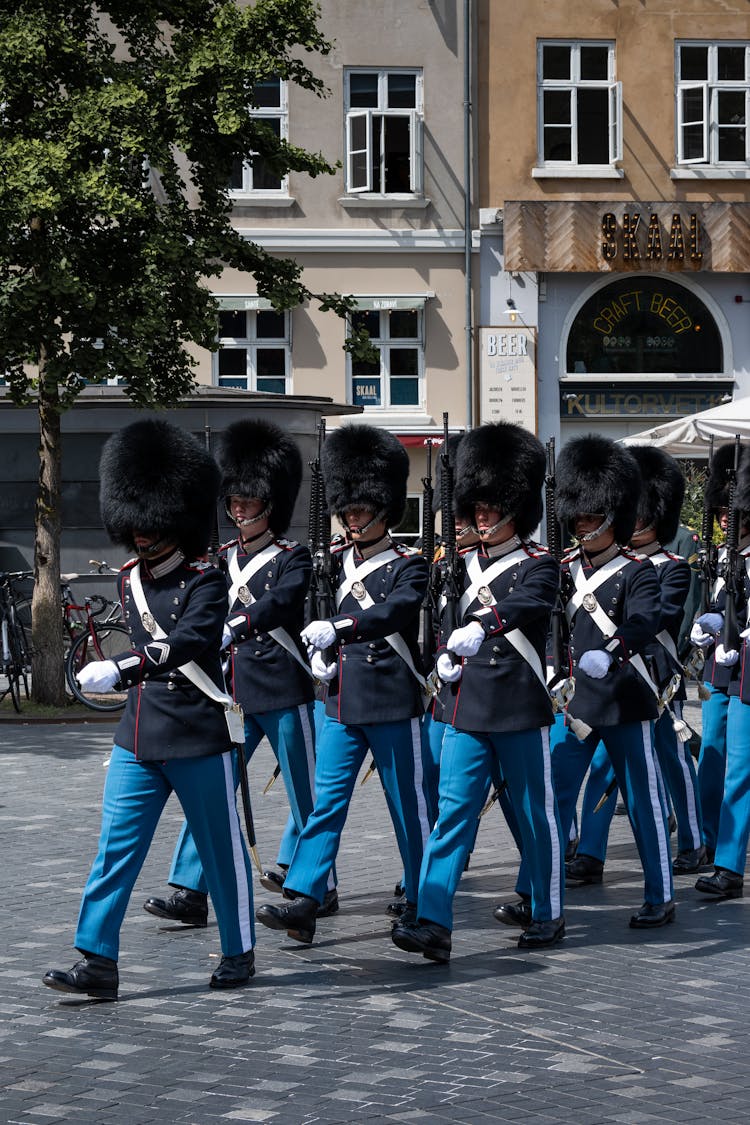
[31,355,66,705]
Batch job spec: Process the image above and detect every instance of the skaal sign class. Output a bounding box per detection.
[601,210,702,264]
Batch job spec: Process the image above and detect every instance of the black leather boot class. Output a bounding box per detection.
[259,868,287,894]
[316,889,339,918]
[391,920,451,963]
[143,887,208,927]
[493,898,532,928]
[255,892,318,944]
[695,867,744,899]
[672,846,707,875]
[629,900,676,927]
[518,917,565,949]
[209,950,255,989]
[565,854,604,886]
[43,954,119,1000]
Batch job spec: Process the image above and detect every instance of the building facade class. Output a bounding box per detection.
[477,0,750,449]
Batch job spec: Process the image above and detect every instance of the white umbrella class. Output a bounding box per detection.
[620,394,749,456]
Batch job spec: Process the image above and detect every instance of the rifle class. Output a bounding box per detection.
[307,419,337,667]
[420,438,439,668]
[439,413,462,659]
[204,425,220,564]
[721,434,742,654]
[545,438,565,683]
[698,435,716,616]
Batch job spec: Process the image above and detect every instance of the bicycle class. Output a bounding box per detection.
[63,562,127,713]
[0,571,32,712]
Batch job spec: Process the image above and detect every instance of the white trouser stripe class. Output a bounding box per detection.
[642,721,672,902]
[672,703,701,847]
[541,725,562,919]
[222,751,253,951]
[297,704,334,891]
[409,716,431,845]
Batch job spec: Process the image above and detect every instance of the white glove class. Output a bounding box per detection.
[76,659,119,692]
[310,649,337,681]
[741,626,750,643]
[689,621,714,649]
[301,620,336,651]
[696,612,724,636]
[578,650,612,679]
[436,651,462,684]
[715,644,739,667]
[447,621,485,658]
[221,625,233,650]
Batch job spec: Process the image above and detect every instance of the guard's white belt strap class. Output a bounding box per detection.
[458,548,525,618]
[227,545,312,677]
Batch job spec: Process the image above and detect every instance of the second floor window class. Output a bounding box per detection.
[676,42,749,165]
[537,41,621,168]
[229,77,288,195]
[215,307,290,393]
[345,69,423,194]
[350,308,423,409]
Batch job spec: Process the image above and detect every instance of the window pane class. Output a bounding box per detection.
[256,348,286,380]
[389,310,418,338]
[352,310,380,337]
[251,154,282,191]
[683,123,706,160]
[577,88,609,163]
[349,72,379,107]
[352,354,380,378]
[256,310,286,339]
[390,377,419,406]
[229,157,245,190]
[680,46,708,81]
[352,376,381,406]
[351,114,368,150]
[219,311,246,338]
[717,46,746,81]
[383,115,412,192]
[351,151,369,189]
[544,90,571,124]
[544,126,571,161]
[717,89,746,124]
[718,126,746,161]
[218,348,248,380]
[252,77,281,108]
[388,73,416,108]
[257,378,286,394]
[580,46,609,81]
[219,377,247,389]
[371,115,383,190]
[389,347,418,378]
[681,87,705,123]
[542,44,571,80]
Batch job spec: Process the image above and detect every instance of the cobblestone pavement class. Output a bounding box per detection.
[2,690,750,1124]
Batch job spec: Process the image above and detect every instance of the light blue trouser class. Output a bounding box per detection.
[417,725,563,930]
[284,713,431,905]
[698,684,730,853]
[579,706,702,861]
[75,745,254,962]
[714,695,750,876]
[523,719,673,907]
[167,705,331,892]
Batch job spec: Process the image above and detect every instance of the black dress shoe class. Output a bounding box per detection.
[493,898,532,928]
[143,888,208,927]
[391,902,417,928]
[565,854,604,886]
[393,881,405,898]
[255,893,318,944]
[209,950,255,989]
[518,916,565,949]
[259,869,286,894]
[316,889,339,918]
[705,847,716,866]
[386,894,408,918]
[564,835,579,863]
[695,867,744,899]
[43,954,118,1001]
[672,846,707,875]
[629,900,676,928]
[391,920,451,963]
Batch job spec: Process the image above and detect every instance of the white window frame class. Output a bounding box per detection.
[347,302,425,412]
[675,42,750,169]
[534,40,622,177]
[214,299,292,394]
[229,78,289,198]
[344,68,424,196]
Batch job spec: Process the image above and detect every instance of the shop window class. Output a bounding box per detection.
[537,41,622,170]
[229,76,289,195]
[215,307,290,393]
[349,307,423,409]
[345,69,423,195]
[676,42,749,166]
[566,277,722,374]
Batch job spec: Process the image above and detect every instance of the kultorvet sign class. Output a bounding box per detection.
[504,201,750,273]
[560,383,734,419]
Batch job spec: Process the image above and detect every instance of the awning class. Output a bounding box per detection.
[620,394,750,456]
[216,295,275,311]
[347,294,434,311]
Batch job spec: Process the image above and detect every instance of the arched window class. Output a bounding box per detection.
[566,277,723,374]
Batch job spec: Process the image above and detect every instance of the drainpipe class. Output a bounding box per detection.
[463,0,473,431]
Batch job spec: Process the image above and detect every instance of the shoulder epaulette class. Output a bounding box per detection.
[275,537,299,550]
[186,560,213,571]
[394,542,419,556]
[331,541,348,556]
[523,540,551,558]
[620,548,644,563]
[561,547,580,565]
[121,558,139,572]
[458,544,475,557]
[218,538,239,552]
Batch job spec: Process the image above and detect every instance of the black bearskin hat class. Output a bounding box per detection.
[432,432,464,515]
[453,422,545,540]
[218,418,302,535]
[629,446,685,545]
[322,424,408,528]
[100,419,220,559]
[556,434,641,545]
[707,441,747,513]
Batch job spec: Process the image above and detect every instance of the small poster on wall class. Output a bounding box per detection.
[479,326,537,433]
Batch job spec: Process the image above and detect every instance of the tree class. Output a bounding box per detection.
[0,0,363,703]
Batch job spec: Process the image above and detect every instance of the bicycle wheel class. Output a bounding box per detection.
[14,598,33,671]
[66,623,129,712]
[8,609,30,700]
[2,618,23,712]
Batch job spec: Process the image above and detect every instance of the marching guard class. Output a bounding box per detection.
[43,420,255,1000]
[255,424,431,945]
[142,418,337,928]
[392,422,565,963]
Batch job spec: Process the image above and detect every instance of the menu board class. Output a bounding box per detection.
[479,327,537,433]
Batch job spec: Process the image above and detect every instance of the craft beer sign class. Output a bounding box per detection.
[480,327,537,432]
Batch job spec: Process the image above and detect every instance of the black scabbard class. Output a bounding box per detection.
[235,741,262,874]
